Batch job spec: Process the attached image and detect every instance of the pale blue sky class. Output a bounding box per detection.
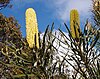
[0,0,92,37]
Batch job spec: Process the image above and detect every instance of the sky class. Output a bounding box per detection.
[0,0,93,37]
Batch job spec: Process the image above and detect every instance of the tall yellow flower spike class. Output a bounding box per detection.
[26,8,39,48]
[70,9,80,40]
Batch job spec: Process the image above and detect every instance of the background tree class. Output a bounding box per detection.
[92,0,100,27]
[0,0,11,10]
[0,13,23,48]
[92,0,100,53]
[0,13,26,79]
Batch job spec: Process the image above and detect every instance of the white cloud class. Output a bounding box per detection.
[47,0,92,22]
[12,0,92,24]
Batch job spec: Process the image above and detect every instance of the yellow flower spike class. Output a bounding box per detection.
[70,9,80,40]
[26,8,39,48]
